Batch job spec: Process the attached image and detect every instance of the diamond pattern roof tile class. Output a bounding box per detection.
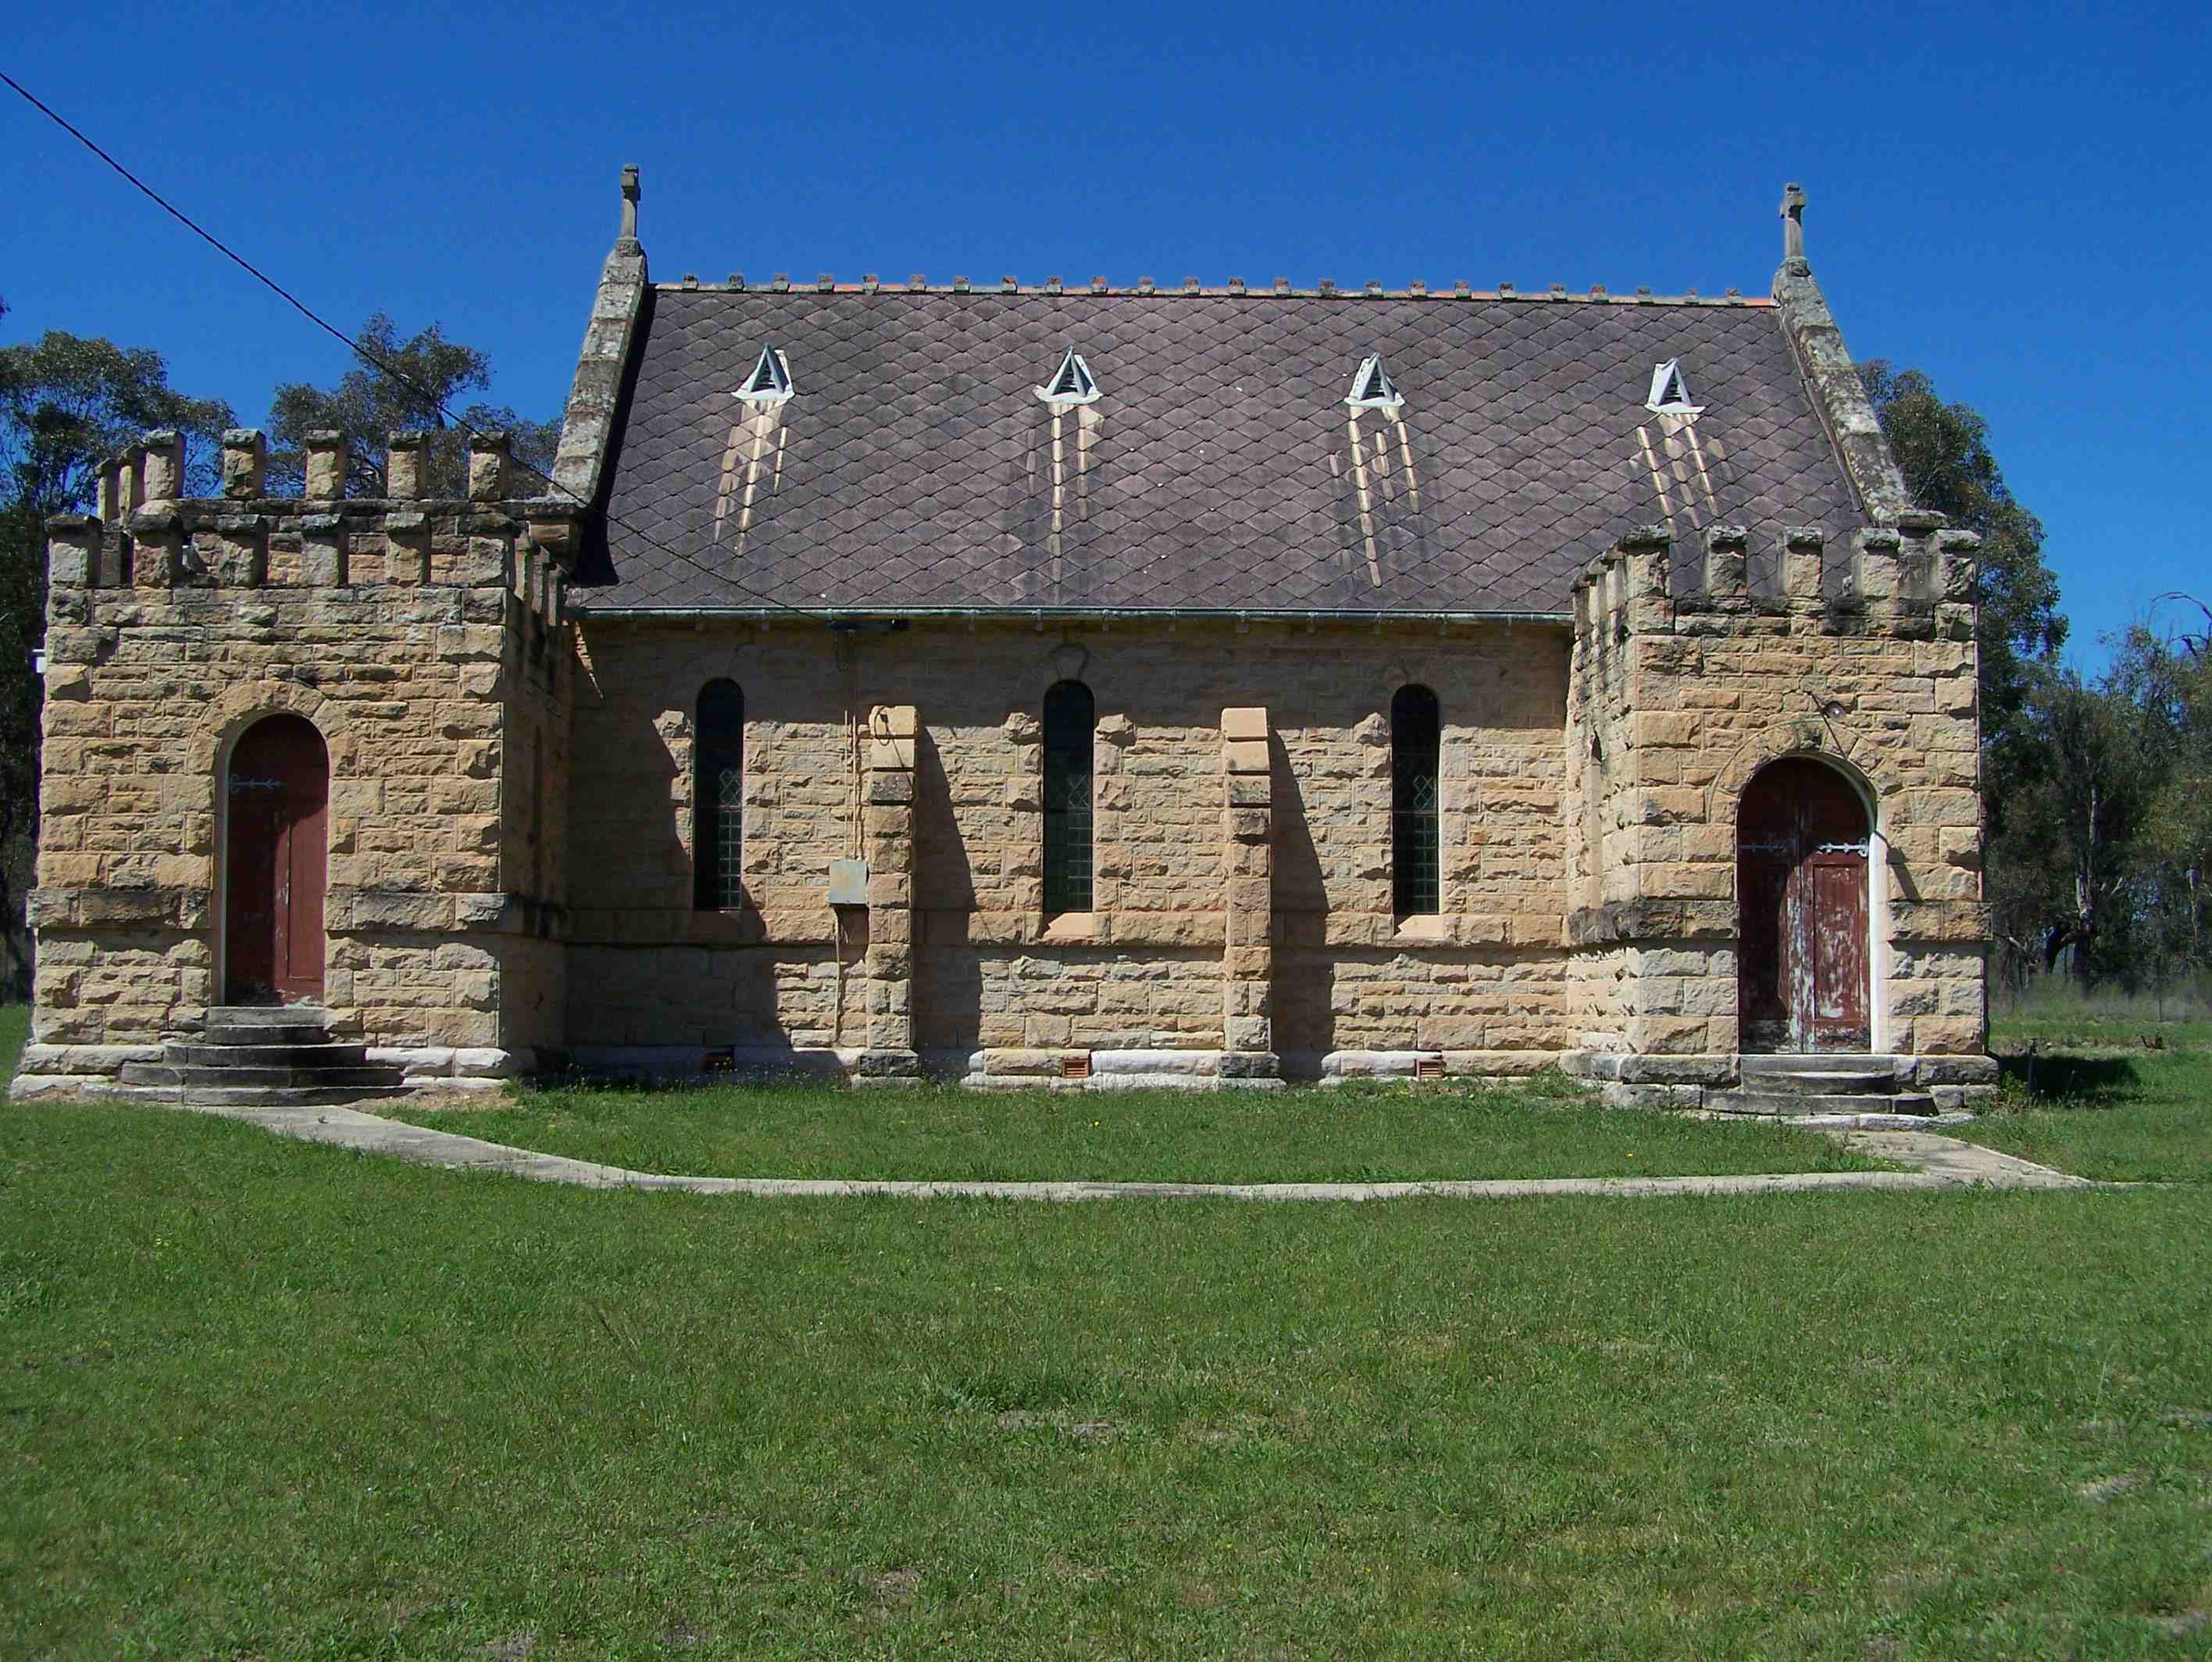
[577,289,1865,615]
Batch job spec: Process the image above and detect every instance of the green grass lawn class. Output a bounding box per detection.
[3,1100,2210,1658]
[384,1074,1896,1183]
[0,1001,26,1082]
[1950,1047,2212,1184]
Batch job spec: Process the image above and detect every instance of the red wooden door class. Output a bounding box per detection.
[1737,758,1870,1053]
[224,715,327,1004]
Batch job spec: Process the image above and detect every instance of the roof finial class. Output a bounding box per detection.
[616,165,642,255]
[1779,181,1807,275]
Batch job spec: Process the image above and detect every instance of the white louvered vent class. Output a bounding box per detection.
[735,347,794,405]
[1345,353,1403,411]
[1035,348,1100,407]
[1645,358,1701,415]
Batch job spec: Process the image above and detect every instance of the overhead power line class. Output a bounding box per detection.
[0,68,826,624]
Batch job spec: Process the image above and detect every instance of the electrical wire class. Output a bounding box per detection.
[0,67,829,625]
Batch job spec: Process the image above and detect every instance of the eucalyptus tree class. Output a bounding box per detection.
[266,314,559,498]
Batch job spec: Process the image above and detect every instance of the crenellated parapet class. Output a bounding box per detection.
[1567,518,1981,651]
[62,429,579,625]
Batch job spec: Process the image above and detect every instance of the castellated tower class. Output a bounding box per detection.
[1561,517,1989,1090]
[18,426,580,1092]
[1558,190,1993,1107]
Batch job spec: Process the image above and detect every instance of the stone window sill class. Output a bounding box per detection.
[1040,911,1100,943]
[1393,915,1448,943]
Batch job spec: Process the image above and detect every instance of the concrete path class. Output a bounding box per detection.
[165,1099,2099,1200]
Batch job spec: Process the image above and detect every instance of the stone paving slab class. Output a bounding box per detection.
[157,1100,2101,1200]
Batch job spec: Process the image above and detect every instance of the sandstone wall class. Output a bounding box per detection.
[913,944,1226,1054]
[1272,945,1567,1061]
[562,625,864,1051]
[562,618,1572,1064]
[566,943,853,1050]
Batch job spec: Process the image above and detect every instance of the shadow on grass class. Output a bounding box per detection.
[519,1070,817,1100]
[1995,1051,2142,1106]
[522,1066,858,1106]
[507,1065,1604,1107]
[0,1003,26,1083]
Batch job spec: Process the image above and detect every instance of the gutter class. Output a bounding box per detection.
[570,605,1575,626]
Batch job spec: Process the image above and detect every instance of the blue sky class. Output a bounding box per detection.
[4,0,2203,667]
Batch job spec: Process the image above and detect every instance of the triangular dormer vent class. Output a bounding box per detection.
[1034,348,1100,407]
[735,348,794,405]
[1345,354,1403,411]
[1645,358,1701,415]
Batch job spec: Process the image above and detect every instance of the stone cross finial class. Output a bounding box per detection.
[1780,181,1808,274]
[617,165,641,253]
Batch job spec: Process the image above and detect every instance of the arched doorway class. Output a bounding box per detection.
[223,715,328,1004]
[1737,757,1871,1054]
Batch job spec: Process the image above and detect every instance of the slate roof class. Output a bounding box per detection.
[576,286,1865,616]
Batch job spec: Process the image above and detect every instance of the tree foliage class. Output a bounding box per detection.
[1858,362,2067,752]
[1859,363,2208,995]
[1860,362,2094,990]
[0,330,235,997]
[2111,606,2212,979]
[1991,668,2157,972]
[1,331,234,513]
[1971,608,2210,990]
[266,315,559,498]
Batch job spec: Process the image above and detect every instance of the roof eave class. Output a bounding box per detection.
[568,604,1575,626]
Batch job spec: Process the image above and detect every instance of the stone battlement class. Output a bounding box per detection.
[1570,518,1982,647]
[48,429,576,636]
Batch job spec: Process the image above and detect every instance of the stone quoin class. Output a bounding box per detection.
[12,176,1996,1110]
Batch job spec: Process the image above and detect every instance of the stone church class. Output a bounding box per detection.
[12,175,1994,1108]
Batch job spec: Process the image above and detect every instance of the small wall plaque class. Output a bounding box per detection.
[828,858,869,908]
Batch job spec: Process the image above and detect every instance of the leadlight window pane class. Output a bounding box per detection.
[694,679,744,911]
[714,761,744,908]
[1392,684,1441,915]
[1042,679,1095,914]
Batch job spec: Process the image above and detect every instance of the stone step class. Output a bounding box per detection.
[120,1061,405,1091]
[1740,1052,1905,1076]
[193,1011,343,1047]
[1734,1068,1900,1097]
[194,1028,343,1049]
[163,1040,370,1069]
[155,1082,418,1109]
[204,1004,334,1030]
[1707,1090,1937,1119]
[1791,1110,1978,1132]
